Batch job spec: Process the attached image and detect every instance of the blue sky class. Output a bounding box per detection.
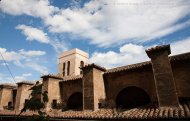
[0,0,190,83]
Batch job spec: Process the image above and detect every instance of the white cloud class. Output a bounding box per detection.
[90,43,149,68]
[24,62,48,75]
[15,24,68,54]
[0,47,46,62]
[2,0,190,47]
[44,0,190,47]
[15,73,32,82]
[0,47,48,74]
[120,43,144,55]
[171,37,190,55]
[0,48,23,62]
[0,0,58,18]
[0,73,32,83]
[19,49,46,57]
[16,25,50,43]
[90,38,190,69]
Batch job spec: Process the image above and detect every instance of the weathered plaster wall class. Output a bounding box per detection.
[60,79,82,104]
[42,77,61,111]
[104,66,157,107]
[15,84,33,111]
[172,60,190,98]
[0,88,13,110]
[82,66,106,111]
[83,68,94,110]
[93,68,106,110]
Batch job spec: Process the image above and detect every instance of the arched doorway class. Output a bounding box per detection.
[116,86,151,109]
[67,92,83,110]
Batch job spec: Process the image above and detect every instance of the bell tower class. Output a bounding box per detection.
[58,48,89,77]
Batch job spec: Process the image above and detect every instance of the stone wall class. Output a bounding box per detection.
[146,45,179,107]
[104,66,157,107]
[172,60,190,98]
[15,84,33,111]
[0,88,14,110]
[60,79,82,105]
[42,77,61,111]
[82,65,106,111]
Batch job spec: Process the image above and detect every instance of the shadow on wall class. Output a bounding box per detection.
[116,86,151,109]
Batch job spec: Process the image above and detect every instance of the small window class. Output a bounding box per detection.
[63,63,65,76]
[80,61,84,74]
[52,99,57,108]
[98,103,102,108]
[8,102,12,110]
[67,61,70,75]
[25,99,29,104]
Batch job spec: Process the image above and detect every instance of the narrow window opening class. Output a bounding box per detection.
[67,61,70,75]
[52,99,57,108]
[8,101,13,110]
[80,61,84,74]
[63,63,65,76]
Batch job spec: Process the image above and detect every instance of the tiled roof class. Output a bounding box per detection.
[0,102,190,119]
[17,81,35,85]
[105,61,151,74]
[41,74,63,79]
[170,52,190,62]
[82,63,106,71]
[105,52,190,74]
[62,75,82,82]
[0,83,17,89]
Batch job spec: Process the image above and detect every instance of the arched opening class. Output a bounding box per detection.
[116,86,151,109]
[67,92,83,110]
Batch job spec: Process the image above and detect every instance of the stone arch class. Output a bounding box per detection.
[116,86,151,109]
[67,92,83,110]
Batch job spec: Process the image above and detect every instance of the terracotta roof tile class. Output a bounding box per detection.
[41,74,63,79]
[1,103,190,119]
[17,81,35,85]
[105,52,190,74]
[62,75,82,82]
[105,61,151,74]
[82,63,106,71]
[0,83,16,89]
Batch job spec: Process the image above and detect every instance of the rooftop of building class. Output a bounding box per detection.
[40,51,190,82]
[16,81,35,85]
[59,48,89,59]
[0,101,190,120]
[0,83,17,89]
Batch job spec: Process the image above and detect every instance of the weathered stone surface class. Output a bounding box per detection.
[58,48,89,77]
[82,64,106,110]
[42,77,61,111]
[146,45,179,107]
[15,83,33,111]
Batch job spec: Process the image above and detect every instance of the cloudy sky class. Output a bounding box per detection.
[0,0,190,83]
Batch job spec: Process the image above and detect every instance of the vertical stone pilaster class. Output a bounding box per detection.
[0,85,16,110]
[15,82,34,111]
[146,45,179,107]
[82,64,106,111]
[41,75,62,111]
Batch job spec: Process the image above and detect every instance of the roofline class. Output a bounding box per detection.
[105,51,190,74]
[41,74,63,80]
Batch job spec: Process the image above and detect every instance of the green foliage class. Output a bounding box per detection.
[17,81,49,121]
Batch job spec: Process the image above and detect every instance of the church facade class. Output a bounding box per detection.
[0,44,190,120]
